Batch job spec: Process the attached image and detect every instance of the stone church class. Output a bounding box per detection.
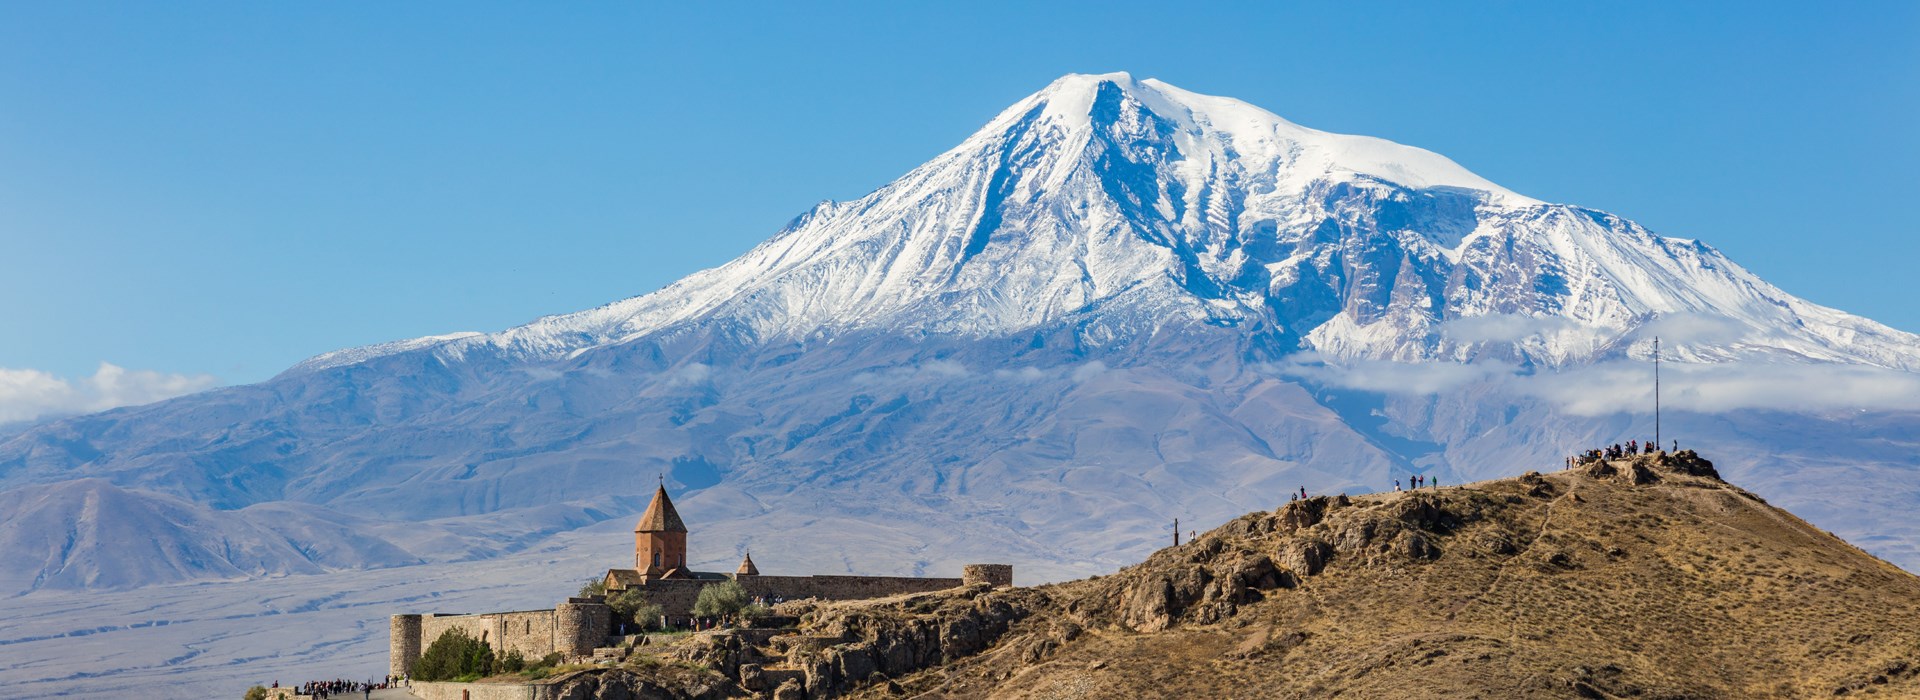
[389,485,1011,676]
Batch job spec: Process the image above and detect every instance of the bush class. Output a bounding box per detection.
[243,687,268,700]
[739,603,771,622]
[609,588,664,630]
[496,650,528,674]
[411,628,494,681]
[692,579,750,618]
[579,577,607,598]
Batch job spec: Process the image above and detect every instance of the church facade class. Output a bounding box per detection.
[388,485,1011,677]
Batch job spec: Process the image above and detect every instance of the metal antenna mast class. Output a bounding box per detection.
[1654,337,1661,450]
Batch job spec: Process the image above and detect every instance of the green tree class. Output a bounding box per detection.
[692,579,750,618]
[411,628,495,681]
[496,650,527,674]
[739,603,771,622]
[609,588,664,630]
[579,576,607,598]
[242,687,268,700]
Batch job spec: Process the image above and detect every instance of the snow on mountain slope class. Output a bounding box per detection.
[288,72,1920,376]
[5,72,1916,587]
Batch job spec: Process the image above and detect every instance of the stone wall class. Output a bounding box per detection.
[391,567,1004,669]
[741,574,963,604]
[408,680,546,700]
[620,574,964,622]
[407,608,567,669]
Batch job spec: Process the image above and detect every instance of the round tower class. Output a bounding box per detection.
[389,614,423,678]
[555,598,612,657]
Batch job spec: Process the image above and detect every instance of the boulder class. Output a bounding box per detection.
[1279,538,1333,576]
[1123,575,1175,632]
[1277,496,1330,532]
[1626,462,1660,485]
[772,678,805,700]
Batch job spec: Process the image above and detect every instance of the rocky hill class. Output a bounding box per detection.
[628,452,1920,699]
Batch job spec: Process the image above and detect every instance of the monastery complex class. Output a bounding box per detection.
[388,485,1011,676]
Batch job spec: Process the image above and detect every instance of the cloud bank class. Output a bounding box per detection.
[1270,353,1920,416]
[0,363,220,425]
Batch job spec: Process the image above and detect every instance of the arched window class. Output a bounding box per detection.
[654,552,661,566]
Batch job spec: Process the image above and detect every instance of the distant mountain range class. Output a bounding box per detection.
[4,73,1918,606]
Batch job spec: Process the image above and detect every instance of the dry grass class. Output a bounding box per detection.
[848,460,1920,699]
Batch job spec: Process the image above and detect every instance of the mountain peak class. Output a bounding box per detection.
[985,73,1536,205]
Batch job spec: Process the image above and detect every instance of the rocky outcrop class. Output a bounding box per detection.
[666,584,1039,699]
[1584,451,1720,487]
[543,667,740,700]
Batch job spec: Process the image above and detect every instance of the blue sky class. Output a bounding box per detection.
[1,3,1915,417]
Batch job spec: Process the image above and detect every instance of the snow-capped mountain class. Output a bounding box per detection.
[4,72,1920,696]
[297,72,1920,374]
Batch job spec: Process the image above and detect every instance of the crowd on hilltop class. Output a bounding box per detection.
[1567,439,1678,469]
[266,676,397,699]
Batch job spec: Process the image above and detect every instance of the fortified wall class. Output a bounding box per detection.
[389,485,1010,678]
[614,573,963,623]
[390,598,612,676]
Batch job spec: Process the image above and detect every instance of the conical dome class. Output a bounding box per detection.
[634,485,687,533]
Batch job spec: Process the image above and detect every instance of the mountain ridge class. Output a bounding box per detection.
[284,73,1919,379]
[3,72,1919,607]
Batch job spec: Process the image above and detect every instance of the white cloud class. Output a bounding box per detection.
[662,362,713,387]
[1266,353,1920,416]
[990,366,1048,383]
[1632,312,1752,347]
[851,360,971,386]
[1070,361,1109,383]
[1516,361,1920,415]
[0,363,221,425]
[1266,352,1505,394]
[1441,314,1595,344]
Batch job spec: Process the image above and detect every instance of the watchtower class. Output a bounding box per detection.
[635,484,689,578]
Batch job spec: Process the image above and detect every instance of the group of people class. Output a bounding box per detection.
[1567,438,1678,469]
[1392,474,1438,492]
[270,677,393,699]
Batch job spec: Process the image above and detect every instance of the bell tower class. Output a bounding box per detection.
[634,483,688,578]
